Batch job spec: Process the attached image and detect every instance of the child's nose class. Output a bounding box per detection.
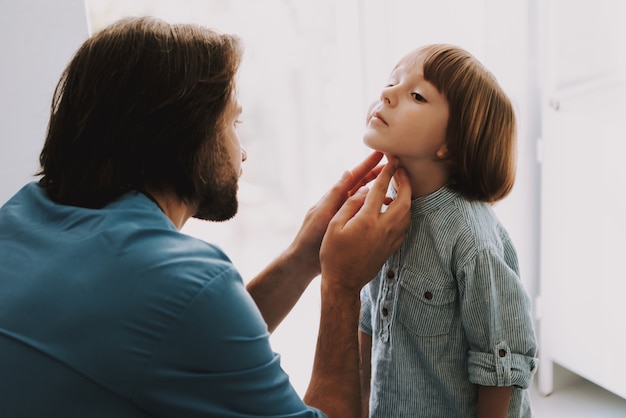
[380,87,393,105]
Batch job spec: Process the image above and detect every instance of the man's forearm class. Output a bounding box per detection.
[246,247,318,333]
[304,282,362,418]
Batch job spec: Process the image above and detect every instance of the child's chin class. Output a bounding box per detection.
[362,136,382,152]
[364,144,387,155]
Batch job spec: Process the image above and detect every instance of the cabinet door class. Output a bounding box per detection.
[538,0,626,399]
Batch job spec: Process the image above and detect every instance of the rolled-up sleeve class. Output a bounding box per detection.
[359,284,373,335]
[459,245,538,389]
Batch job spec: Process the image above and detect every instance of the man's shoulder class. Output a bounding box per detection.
[113,222,237,287]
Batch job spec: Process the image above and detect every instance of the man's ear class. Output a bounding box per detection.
[436,144,449,159]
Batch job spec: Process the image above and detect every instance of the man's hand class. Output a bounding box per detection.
[246,152,403,332]
[320,156,411,293]
[304,156,410,418]
[286,152,393,279]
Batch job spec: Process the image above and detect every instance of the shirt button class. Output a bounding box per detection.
[424,291,433,300]
[386,270,395,279]
[499,349,507,357]
[381,307,389,316]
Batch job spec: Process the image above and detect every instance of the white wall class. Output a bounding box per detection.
[0,0,88,206]
[484,0,542,310]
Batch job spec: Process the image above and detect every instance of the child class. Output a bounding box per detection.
[359,44,538,418]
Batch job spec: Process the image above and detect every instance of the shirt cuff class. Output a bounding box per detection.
[467,341,538,389]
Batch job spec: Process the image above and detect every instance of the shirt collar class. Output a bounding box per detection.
[409,186,457,218]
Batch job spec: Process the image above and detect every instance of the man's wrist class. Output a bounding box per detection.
[282,243,321,280]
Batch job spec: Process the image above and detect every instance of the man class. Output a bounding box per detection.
[0,17,411,418]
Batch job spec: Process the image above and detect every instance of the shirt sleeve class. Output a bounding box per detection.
[359,283,373,335]
[458,244,538,389]
[132,264,326,418]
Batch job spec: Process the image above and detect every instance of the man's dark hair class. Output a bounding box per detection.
[38,16,243,208]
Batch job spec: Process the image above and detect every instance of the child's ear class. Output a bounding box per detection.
[436,144,449,159]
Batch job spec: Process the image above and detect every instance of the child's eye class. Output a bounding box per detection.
[412,92,427,103]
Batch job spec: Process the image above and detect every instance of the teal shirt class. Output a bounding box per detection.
[360,187,538,417]
[0,182,324,418]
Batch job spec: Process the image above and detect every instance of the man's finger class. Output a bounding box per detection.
[343,152,384,191]
[348,164,384,196]
[316,152,384,218]
[329,187,368,229]
[384,167,412,218]
[361,159,398,214]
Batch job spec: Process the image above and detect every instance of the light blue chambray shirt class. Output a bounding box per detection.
[360,186,538,418]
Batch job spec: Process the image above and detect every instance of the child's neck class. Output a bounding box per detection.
[402,161,451,200]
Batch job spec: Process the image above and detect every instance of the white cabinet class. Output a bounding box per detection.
[538,0,626,400]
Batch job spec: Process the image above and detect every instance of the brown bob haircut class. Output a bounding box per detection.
[398,44,517,203]
[38,17,243,208]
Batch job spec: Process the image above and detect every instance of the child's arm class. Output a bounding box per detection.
[359,330,372,418]
[460,242,537,415]
[477,385,512,418]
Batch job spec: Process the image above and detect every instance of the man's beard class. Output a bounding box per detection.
[192,162,239,222]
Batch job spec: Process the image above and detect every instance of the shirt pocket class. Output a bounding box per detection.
[396,272,457,337]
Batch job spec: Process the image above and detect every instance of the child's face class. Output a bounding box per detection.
[363,56,449,164]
